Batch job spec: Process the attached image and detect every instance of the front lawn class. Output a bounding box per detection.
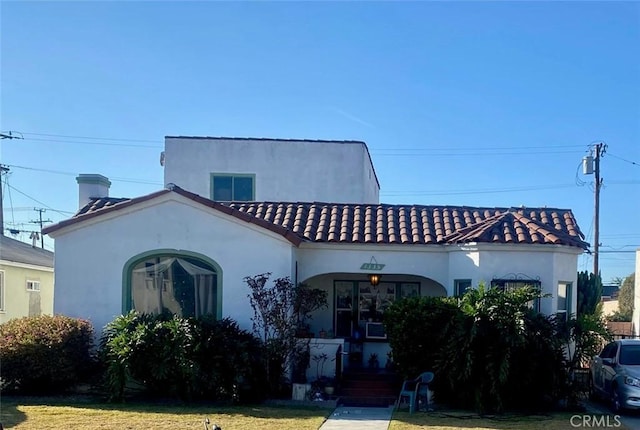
[0,398,331,430]
[390,410,631,430]
[2,399,632,430]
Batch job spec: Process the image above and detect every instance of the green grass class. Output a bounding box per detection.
[0,397,331,430]
[1,398,633,430]
[389,410,632,430]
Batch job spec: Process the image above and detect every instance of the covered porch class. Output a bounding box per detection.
[299,272,446,378]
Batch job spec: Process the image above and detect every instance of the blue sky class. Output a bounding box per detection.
[1,1,638,283]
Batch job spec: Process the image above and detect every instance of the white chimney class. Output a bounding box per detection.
[76,174,111,209]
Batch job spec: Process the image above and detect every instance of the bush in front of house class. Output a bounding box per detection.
[437,285,568,413]
[385,285,572,413]
[190,316,268,403]
[100,311,198,401]
[383,296,460,380]
[0,314,95,394]
[100,311,266,402]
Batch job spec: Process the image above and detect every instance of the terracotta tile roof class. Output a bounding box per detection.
[229,201,588,248]
[43,185,589,250]
[75,197,130,216]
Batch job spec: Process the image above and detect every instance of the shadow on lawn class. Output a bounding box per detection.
[0,401,27,429]
[0,395,332,420]
[391,410,631,430]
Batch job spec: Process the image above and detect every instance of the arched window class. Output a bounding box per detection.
[125,251,221,318]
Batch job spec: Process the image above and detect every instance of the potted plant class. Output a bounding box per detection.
[312,353,328,380]
[385,350,394,370]
[324,378,335,396]
[368,352,379,369]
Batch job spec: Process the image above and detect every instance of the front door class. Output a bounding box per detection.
[335,281,355,338]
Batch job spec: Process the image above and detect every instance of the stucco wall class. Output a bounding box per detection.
[50,195,295,335]
[471,246,579,315]
[163,138,379,204]
[296,244,450,290]
[297,243,581,320]
[0,263,54,324]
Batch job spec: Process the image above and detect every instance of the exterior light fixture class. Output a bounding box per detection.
[368,273,381,286]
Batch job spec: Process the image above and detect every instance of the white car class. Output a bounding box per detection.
[590,339,640,412]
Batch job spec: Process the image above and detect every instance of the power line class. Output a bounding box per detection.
[380,179,639,197]
[382,182,599,197]
[10,206,73,213]
[373,144,585,151]
[20,136,162,149]
[20,131,162,144]
[0,164,9,233]
[0,131,23,140]
[607,152,640,167]
[13,131,586,153]
[5,183,73,216]
[372,149,582,157]
[6,164,163,185]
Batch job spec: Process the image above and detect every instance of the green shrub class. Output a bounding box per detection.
[100,311,197,400]
[383,296,460,379]
[100,311,266,402]
[435,285,570,413]
[0,314,95,394]
[191,316,267,403]
[385,285,573,413]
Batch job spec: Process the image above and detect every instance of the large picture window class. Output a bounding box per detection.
[129,254,219,318]
[333,280,420,339]
[359,282,397,323]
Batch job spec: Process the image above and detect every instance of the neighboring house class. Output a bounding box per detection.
[0,234,54,324]
[601,284,620,317]
[43,137,589,372]
[602,285,620,301]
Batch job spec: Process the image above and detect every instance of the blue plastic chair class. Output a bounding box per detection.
[396,371,434,413]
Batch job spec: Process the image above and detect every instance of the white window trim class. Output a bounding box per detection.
[26,279,41,292]
[557,281,572,320]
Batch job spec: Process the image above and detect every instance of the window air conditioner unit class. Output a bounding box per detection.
[365,322,387,340]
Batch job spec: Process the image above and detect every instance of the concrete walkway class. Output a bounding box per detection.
[319,406,394,430]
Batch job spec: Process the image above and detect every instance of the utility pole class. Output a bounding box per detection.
[30,208,52,249]
[0,164,9,237]
[583,142,606,278]
[0,132,21,237]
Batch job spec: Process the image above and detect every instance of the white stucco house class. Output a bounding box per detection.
[43,136,589,375]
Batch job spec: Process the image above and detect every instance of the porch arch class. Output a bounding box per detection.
[122,249,223,318]
[300,272,447,339]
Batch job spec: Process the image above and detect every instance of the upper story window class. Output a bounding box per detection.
[26,280,41,292]
[211,174,255,201]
